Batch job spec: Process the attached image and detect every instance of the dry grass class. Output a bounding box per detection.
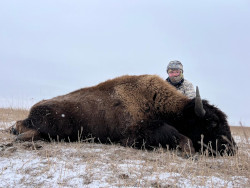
[0,108,28,129]
[0,108,250,187]
[231,126,250,144]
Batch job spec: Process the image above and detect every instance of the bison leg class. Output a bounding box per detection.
[16,129,40,141]
[139,122,195,155]
[178,134,195,157]
[10,120,40,141]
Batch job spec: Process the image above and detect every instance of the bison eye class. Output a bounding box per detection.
[206,117,218,128]
[211,121,217,128]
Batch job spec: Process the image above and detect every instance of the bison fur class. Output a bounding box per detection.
[11,75,237,156]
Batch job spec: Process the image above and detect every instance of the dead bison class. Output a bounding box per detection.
[11,75,237,156]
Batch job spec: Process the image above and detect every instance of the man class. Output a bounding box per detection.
[166,60,195,99]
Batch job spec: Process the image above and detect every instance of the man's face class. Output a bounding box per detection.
[168,69,181,77]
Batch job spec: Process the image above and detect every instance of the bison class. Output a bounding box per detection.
[11,75,237,156]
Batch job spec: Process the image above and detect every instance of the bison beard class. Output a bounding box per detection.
[11,75,237,156]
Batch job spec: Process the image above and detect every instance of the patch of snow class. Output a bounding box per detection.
[0,121,15,130]
[123,159,145,165]
[146,172,180,180]
[0,151,88,188]
[206,176,249,188]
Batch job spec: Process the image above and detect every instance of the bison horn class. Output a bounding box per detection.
[195,86,206,117]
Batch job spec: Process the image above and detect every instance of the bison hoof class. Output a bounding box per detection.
[183,153,199,160]
[177,151,198,160]
[15,130,40,142]
[15,133,32,142]
[15,134,25,142]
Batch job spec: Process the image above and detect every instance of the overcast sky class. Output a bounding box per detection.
[0,0,249,126]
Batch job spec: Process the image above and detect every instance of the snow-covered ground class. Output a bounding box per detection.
[0,141,249,188]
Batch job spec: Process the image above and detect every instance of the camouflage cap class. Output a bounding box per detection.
[167,60,183,73]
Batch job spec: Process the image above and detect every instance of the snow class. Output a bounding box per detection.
[0,151,87,187]
[233,135,250,144]
[0,121,15,130]
[1,147,248,188]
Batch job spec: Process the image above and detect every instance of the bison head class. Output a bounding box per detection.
[178,87,237,156]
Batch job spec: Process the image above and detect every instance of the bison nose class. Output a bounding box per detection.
[10,127,18,135]
[229,144,238,156]
[10,122,18,135]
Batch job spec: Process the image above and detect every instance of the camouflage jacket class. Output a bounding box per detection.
[167,78,196,99]
[176,79,195,99]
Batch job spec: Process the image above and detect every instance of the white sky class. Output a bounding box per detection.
[0,0,250,126]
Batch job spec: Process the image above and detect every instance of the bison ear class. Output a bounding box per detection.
[195,86,206,118]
